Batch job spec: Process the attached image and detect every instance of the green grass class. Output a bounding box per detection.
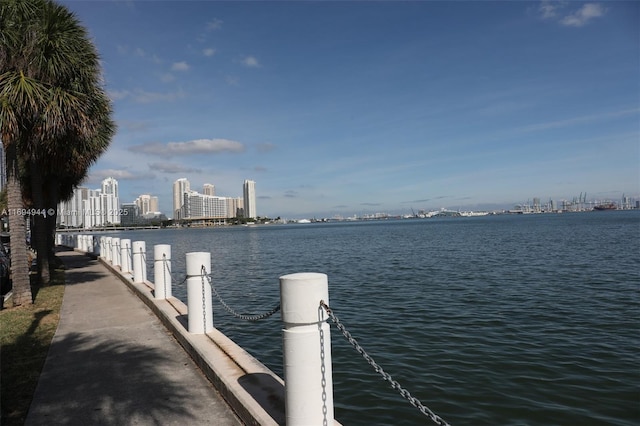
[0,269,65,426]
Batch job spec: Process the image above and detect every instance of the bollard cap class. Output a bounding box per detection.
[132,240,146,251]
[280,273,329,324]
[186,251,211,275]
[154,244,172,261]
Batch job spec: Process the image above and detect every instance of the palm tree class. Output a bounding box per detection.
[0,0,114,301]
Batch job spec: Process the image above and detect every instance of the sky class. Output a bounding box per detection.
[60,0,639,219]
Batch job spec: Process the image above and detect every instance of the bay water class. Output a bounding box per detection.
[104,211,639,425]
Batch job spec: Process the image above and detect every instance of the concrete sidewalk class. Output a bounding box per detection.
[26,249,243,426]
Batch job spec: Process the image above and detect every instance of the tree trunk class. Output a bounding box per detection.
[6,143,32,306]
[30,159,49,285]
[45,177,60,271]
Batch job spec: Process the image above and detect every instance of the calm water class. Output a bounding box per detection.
[104,211,639,425]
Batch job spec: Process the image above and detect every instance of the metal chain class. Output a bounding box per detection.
[319,300,451,426]
[162,256,187,286]
[162,254,168,297]
[205,274,280,321]
[200,265,208,331]
[139,248,145,278]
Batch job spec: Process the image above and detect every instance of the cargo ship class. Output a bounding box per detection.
[593,203,617,211]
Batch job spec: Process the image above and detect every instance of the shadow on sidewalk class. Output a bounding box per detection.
[55,252,109,286]
[27,332,205,425]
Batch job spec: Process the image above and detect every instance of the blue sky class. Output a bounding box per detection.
[62,0,639,218]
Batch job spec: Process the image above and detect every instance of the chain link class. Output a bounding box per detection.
[200,266,208,331]
[204,274,280,321]
[161,256,187,286]
[320,300,451,426]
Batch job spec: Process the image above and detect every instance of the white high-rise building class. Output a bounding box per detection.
[101,177,120,225]
[58,179,120,228]
[227,197,243,218]
[136,194,159,215]
[182,191,228,219]
[203,184,215,196]
[243,180,256,219]
[173,178,190,219]
[58,187,89,228]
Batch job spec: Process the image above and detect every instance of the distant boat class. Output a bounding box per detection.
[593,203,617,211]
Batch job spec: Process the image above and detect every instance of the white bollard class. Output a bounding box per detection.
[99,237,105,258]
[111,237,121,268]
[93,236,100,257]
[120,239,132,273]
[132,241,147,283]
[76,234,82,251]
[154,244,172,300]
[186,252,213,334]
[86,235,94,254]
[280,273,334,426]
[105,237,113,263]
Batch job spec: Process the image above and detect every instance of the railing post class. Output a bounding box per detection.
[132,241,147,283]
[87,235,94,254]
[154,244,172,300]
[186,252,213,334]
[111,237,121,268]
[120,239,132,273]
[99,237,105,259]
[105,237,113,263]
[280,272,334,426]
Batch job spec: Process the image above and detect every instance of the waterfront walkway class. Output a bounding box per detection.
[26,249,243,426]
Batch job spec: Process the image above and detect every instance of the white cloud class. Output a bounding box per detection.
[132,89,186,103]
[108,89,130,101]
[561,3,605,27]
[537,1,606,27]
[206,18,223,31]
[171,61,190,71]
[518,108,639,133]
[148,162,203,174]
[538,0,561,19]
[129,138,246,156]
[241,56,261,68]
[88,169,155,182]
[203,48,216,57]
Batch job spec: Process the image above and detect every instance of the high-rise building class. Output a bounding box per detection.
[58,187,89,228]
[203,184,215,196]
[182,191,228,219]
[243,180,256,219]
[227,197,243,218]
[173,178,190,219]
[120,203,140,226]
[58,180,120,228]
[136,194,159,215]
[100,177,120,225]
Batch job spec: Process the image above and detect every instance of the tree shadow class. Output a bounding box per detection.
[25,332,207,425]
[1,310,54,424]
[57,253,108,287]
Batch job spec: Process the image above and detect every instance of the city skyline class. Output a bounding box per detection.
[62,1,639,218]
